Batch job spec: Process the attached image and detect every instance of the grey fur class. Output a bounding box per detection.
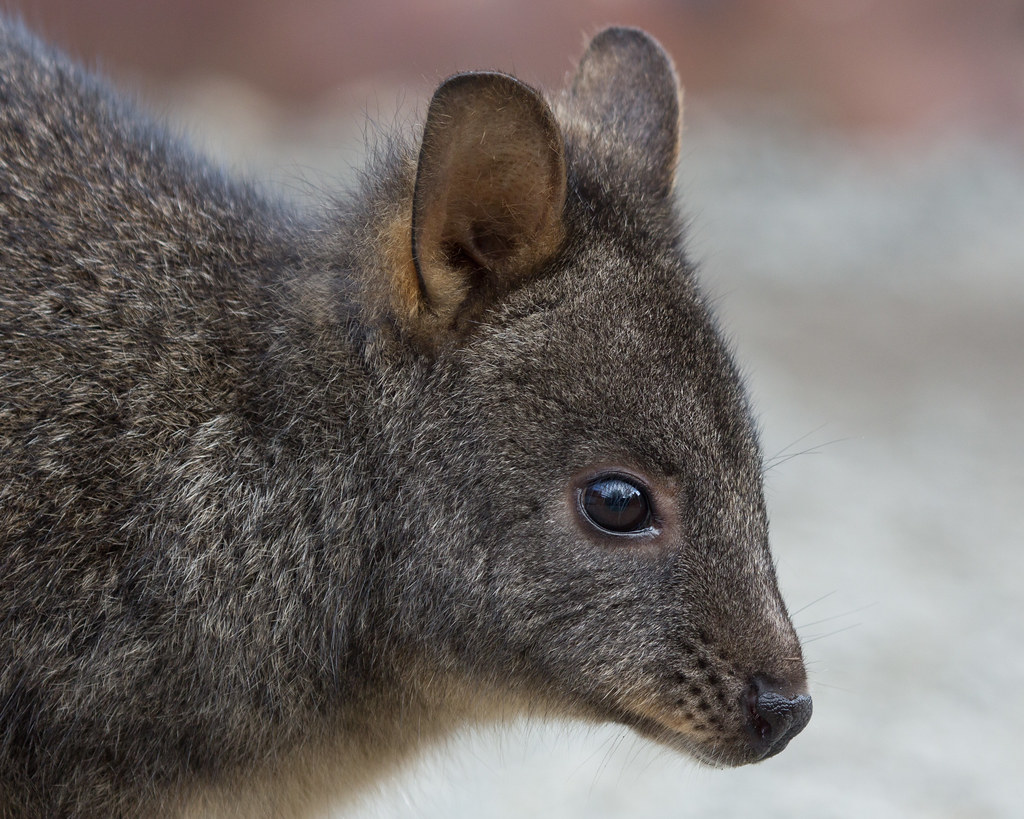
[0,19,809,818]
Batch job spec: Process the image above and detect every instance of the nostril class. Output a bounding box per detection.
[746,677,813,756]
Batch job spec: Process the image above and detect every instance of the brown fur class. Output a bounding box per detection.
[0,19,810,818]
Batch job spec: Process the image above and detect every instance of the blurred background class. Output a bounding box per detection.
[10,1,1024,817]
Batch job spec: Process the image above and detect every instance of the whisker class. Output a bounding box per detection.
[789,590,839,618]
[768,423,830,462]
[591,728,629,791]
[809,681,858,694]
[801,622,862,644]
[763,435,853,473]
[796,602,876,630]
[763,422,854,473]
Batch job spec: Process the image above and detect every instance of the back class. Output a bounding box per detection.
[0,21,317,815]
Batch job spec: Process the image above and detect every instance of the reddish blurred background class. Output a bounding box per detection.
[10,0,1024,139]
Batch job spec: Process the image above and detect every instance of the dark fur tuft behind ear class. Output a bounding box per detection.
[403,72,566,346]
[568,27,682,198]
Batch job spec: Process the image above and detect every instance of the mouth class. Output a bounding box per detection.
[602,701,766,768]
[552,664,812,767]
[603,684,812,768]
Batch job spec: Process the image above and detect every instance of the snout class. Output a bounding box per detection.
[745,675,813,759]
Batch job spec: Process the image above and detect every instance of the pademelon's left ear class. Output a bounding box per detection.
[568,27,682,198]
[410,71,566,341]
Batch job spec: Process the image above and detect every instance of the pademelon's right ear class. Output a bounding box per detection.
[396,71,566,347]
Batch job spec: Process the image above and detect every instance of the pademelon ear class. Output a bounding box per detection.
[409,71,566,341]
[568,27,682,198]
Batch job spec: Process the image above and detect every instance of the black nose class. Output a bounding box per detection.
[746,676,813,758]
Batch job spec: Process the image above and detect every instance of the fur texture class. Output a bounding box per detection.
[0,20,809,818]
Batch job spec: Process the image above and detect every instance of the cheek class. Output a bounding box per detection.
[481,461,685,630]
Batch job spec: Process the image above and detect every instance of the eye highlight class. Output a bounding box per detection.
[579,476,653,534]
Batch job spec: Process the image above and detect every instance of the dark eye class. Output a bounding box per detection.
[580,476,653,534]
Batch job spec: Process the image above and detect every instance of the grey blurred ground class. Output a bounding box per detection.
[163,86,1024,819]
